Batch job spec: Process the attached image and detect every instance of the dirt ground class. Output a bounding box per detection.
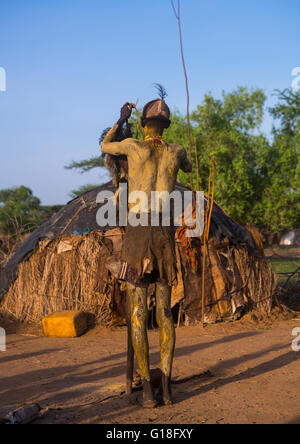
[0,314,300,425]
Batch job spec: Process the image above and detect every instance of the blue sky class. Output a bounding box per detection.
[0,0,299,205]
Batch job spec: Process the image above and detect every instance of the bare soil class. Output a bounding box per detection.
[0,315,300,425]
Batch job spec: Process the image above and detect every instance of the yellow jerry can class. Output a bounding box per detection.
[42,311,87,338]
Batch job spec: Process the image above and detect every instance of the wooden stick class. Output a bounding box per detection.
[194,136,200,191]
[201,201,209,327]
[201,239,207,327]
[206,158,215,241]
[177,302,182,328]
[201,158,216,326]
[132,102,141,139]
[207,158,212,215]
[171,0,193,189]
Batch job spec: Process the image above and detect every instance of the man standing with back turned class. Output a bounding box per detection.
[101,95,192,408]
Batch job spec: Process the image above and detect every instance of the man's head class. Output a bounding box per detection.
[141,99,171,130]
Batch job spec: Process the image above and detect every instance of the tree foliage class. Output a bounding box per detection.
[65,156,105,173]
[262,89,300,231]
[164,87,270,224]
[164,87,299,232]
[69,184,99,199]
[0,186,42,235]
[0,186,62,236]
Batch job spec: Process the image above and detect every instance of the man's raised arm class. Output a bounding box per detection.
[101,103,134,156]
[180,147,193,173]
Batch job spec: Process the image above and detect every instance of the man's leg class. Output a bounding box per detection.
[155,283,175,405]
[127,282,156,408]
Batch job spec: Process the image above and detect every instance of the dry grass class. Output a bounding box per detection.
[0,233,117,325]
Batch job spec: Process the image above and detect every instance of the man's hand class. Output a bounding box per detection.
[117,102,134,127]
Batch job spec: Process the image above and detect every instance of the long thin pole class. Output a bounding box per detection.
[194,137,200,191]
[201,159,216,326]
[201,199,208,326]
[206,159,215,241]
[171,0,193,189]
[201,241,207,326]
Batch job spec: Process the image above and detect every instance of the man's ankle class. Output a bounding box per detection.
[142,379,157,409]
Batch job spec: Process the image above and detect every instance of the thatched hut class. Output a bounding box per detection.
[0,182,276,326]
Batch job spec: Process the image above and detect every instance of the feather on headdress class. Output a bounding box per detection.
[153,83,168,101]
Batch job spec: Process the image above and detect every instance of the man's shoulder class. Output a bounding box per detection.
[128,138,154,149]
[167,143,186,154]
[121,137,140,148]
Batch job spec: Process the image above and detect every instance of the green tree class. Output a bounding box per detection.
[165,87,270,225]
[0,186,43,235]
[258,89,300,231]
[65,156,105,173]
[69,184,99,199]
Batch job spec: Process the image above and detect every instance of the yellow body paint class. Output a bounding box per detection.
[127,282,175,381]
